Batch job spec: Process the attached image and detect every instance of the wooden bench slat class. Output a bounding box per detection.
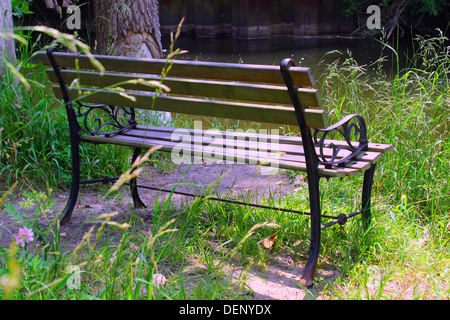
[135,125,392,154]
[327,140,394,153]
[124,128,380,166]
[131,126,385,163]
[46,69,322,108]
[79,134,363,177]
[53,86,328,129]
[35,51,315,86]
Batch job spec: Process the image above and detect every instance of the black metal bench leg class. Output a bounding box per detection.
[361,164,377,229]
[300,175,322,287]
[60,144,80,225]
[130,147,146,208]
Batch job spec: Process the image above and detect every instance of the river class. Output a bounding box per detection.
[158,35,407,129]
[162,35,406,77]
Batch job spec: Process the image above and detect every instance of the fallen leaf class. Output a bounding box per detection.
[262,234,278,249]
[294,175,307,186]
[152,273,167,288]
[129,242,139,252]
[182,265,207,275]
[60,232,67,237]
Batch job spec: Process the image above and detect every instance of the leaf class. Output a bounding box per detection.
[262,234,278,249]
[152,274,167,288]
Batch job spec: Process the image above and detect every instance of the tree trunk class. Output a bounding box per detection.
[0,0,17,76]
[43,0,72,13]
[94,0,162,59]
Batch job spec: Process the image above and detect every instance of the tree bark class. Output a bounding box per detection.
[0,0,17,76]
[43,0,72,13]
[94,0,162,59]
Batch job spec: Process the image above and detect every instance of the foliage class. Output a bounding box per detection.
[11,0,33,18]
[0,31,119,188]
[344,0,447,16]
[318,29,449,221]
[343,0,449,38]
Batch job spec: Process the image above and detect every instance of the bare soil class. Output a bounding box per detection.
[0,163,340,299]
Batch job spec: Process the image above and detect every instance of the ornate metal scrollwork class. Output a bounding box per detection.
[74,102,137,137]
[313,114,369,169]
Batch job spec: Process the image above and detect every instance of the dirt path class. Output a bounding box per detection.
[0,163,339,299]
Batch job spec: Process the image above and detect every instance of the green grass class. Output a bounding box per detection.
[0,31,449,300]
[0,60,131,190]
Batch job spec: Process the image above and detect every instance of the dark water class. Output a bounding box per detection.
[162,35,406,78]
[159,35,409,129]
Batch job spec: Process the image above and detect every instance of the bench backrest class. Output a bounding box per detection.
[34,50,327,129]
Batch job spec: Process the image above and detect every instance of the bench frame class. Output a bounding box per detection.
[42,47,387,287]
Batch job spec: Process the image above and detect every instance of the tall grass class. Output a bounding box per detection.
[0,39,130,190]
[315,30,449,298]
[0,30,449,300]
[319,31,449,221]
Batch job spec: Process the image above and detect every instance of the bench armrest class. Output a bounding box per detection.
[74,101,137,137]
[313,114,369,168]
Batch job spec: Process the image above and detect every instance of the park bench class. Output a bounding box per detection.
[34,47,392,286]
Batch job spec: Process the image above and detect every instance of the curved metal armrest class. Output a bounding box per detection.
[46,46,137,138]
[74,101,137,137]
[313,114,368,168]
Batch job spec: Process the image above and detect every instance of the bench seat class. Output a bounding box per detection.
[80,125,392,178]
